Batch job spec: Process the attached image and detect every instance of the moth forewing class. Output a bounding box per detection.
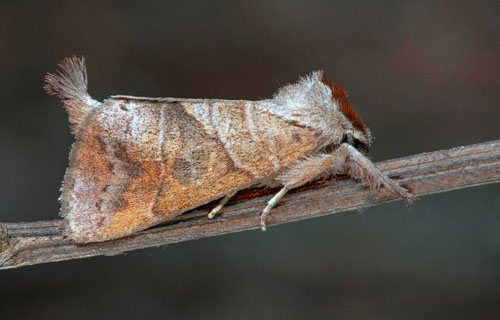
[60,96,320,242]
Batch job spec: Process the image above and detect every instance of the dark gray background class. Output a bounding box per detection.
[1,1,499,319]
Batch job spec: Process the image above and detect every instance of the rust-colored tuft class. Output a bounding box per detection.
[321,75,367,134]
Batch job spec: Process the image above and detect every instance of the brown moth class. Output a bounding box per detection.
[45,56,416,243]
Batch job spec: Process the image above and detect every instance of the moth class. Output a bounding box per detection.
[45,56,415,243]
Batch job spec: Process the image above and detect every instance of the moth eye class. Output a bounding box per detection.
[353,138,360,148]
[341,132,369,154]
[341,132,353,144]
[353,138,370,154]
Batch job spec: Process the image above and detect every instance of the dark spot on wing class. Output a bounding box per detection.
[292,132,301,142]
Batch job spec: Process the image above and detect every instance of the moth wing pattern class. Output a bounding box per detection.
[59,101,165,242]
[55,95,319,242]
[182,100,321,178]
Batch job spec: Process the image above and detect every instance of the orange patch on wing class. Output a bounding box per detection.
[321,75,367,134]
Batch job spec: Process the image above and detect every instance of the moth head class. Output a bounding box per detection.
[321,75,372,155]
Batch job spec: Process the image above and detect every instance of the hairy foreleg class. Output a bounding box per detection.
[334,143,417,203]
[260,143,416,230]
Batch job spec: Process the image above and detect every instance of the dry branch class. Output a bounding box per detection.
[1,140,500,270]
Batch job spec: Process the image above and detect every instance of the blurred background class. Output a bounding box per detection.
[1,1,499,319]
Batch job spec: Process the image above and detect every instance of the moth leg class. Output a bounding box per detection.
[335,143,417,203]
[261,154,334,231]
[260,187,288,231]
[208,191,237,219]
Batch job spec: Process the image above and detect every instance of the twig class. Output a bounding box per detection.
[1,140,499,269]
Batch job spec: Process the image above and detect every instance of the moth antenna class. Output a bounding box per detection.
[44,56,100,133]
